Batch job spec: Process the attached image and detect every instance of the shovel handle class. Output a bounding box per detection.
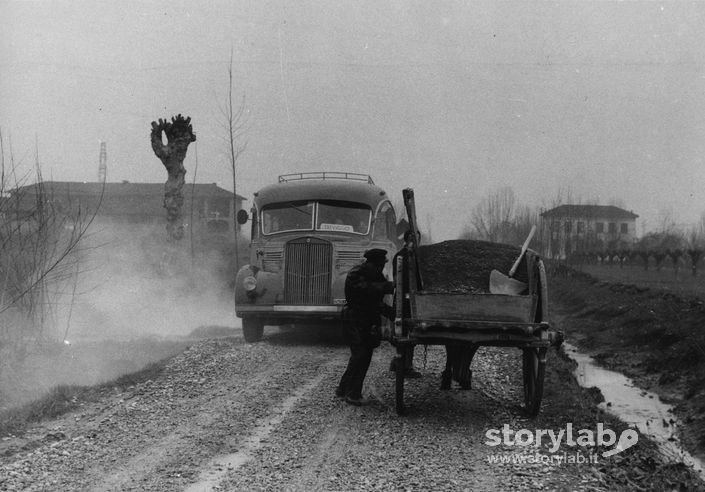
[508,225,536,277]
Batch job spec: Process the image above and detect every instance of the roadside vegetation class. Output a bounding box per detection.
[0,356,172,438]
[549,263,705,472]
[0,120,245,420]
[0,130,100,413]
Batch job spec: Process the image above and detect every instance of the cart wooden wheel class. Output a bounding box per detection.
[522,347,546,417]
[394,353,406,415]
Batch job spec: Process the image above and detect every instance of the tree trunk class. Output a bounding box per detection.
[150,115,196,241]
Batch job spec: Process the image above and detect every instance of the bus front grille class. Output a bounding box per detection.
[284,238,332,304]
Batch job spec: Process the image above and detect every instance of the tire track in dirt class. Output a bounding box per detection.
[77,344,268,491]
[279,425,350,492]
[184,365,332,492]
[7,336,340,492]
[147,343,334,491]
[219,344,509,491]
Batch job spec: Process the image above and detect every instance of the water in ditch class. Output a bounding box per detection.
[564,343,705,479]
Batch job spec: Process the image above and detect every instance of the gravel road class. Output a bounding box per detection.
[0,326,672,491]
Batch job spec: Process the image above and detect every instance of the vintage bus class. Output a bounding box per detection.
[235,172,400,342]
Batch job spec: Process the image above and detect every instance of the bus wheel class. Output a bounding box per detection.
[242,318,264,343]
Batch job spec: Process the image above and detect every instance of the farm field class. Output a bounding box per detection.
[567,263,705,300]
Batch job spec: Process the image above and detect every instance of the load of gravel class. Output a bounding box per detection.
[416,240,528,294]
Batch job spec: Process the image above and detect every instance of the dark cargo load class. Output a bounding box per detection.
[416,240,528,294]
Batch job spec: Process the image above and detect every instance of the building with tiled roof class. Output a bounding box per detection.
[540,204,639,259]
[8,181,246,238]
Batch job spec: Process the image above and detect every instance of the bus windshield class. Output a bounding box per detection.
[316,200,371,234]
[261,200,371,235]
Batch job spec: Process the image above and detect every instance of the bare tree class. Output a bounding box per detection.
[511,205,540,247]
[150,114,197,241]
[686,212,705,276]
[606,196,626,208]
[0,130,100,351]
[219,50,248,270]
[470,186,516,243]
[545,186,577,209]
[656,206,677,235]
[691,212,705,245]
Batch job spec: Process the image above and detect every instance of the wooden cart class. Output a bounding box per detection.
[387,189,563,416]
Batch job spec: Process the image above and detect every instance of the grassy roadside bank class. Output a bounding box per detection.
[531,343,703,489]
[0,338,193,412]
[548,266,705,484]
[0,359,171,438]
[0,333,216,437]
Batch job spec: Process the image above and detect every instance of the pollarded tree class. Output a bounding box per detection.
[618,249,630,268]
[150,114,196,241]
[686,215,705,276]
[688,249,703,277]
[667,249,683,278]
[653,251,667,272]
[628,250,640,264]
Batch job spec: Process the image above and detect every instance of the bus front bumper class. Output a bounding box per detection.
[235,305,344,322]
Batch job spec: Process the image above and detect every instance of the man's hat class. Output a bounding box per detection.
[364,248,388,264]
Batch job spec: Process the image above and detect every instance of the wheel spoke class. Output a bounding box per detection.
[523,348,545,417]
[395,353,406,415]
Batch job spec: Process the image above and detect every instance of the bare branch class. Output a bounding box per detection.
[220,49,249,271]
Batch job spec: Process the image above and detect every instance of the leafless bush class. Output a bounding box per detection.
[0,131,98,355]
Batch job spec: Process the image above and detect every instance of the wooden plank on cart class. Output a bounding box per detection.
[414,293,535,323]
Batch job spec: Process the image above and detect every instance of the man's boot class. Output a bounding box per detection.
[440,370,451,390]
[459,370,472,390]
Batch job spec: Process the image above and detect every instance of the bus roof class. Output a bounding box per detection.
[253,177,391,208]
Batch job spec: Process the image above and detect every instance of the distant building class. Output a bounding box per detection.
[7,181,246,239]
[540,205,639,259]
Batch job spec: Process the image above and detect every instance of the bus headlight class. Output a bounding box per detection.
[243,275,257,292]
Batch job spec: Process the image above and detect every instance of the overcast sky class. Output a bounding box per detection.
[2,0,705,241]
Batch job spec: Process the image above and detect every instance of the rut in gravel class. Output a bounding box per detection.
[185,366,331,491]
[0,335,344,492]
[104,340,338,491]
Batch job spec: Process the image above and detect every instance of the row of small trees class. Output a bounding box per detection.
[570,248,704,276]
[566,228,705,276]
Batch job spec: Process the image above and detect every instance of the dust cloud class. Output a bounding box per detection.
[61,222,240,342]
[0,222,241,411]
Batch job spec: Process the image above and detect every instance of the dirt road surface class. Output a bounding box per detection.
[1,324,703,491]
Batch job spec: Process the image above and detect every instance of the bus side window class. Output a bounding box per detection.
[373,202,396,241]
[386,206,397,239]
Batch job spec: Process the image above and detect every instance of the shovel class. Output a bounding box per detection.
[489,225,536,295]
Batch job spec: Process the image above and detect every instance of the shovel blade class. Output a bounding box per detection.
[489,269,528,295]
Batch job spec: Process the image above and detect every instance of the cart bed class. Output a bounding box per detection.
[413,292,535,323]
